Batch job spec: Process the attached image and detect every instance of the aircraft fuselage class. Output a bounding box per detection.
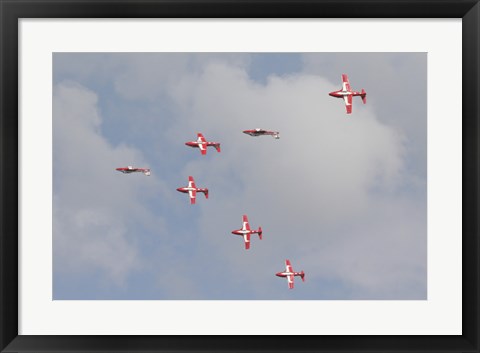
[329,89,363,98]
[176,186,207,193]
[275,271,303,278]
[232,229,257,235]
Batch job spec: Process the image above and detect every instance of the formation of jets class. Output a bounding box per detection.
[231,214,262,250]
[185,132,221,155]
[329,74,367,114]
[114,74,367,291]
[176,176,208,204]
[243,128,280,139]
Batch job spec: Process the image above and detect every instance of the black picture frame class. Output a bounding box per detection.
[1,1,478,352]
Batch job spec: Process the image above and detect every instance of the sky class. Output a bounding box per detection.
[52,52,427,300]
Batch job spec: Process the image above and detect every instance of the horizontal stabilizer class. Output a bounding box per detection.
[361,89,367,104]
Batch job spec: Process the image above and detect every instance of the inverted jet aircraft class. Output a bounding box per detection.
[275,259,305,289]
[116,166,151,176]
[231,214,262,250]
[243,128,280,139]
[329,74,367,114]
[185,132,221,155]
[176,176,208,204]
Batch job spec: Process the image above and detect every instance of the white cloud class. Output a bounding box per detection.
[166,61,425,298]
[53,82,168,287]
[301,53,427,180]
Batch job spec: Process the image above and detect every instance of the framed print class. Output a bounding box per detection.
[1,0,479,352]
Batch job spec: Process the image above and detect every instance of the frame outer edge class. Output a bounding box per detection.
[1,0,480,352]
[463,1,480,352]
[0,0,20,352]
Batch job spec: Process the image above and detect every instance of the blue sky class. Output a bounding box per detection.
[52,53,427,300]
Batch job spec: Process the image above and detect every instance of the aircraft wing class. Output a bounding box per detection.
[242,215,251,231]
[196,133,207,154]
[287,274,295,289]
[285,259,293,273]
[342,74,351,91]
[188,176,196,188]
[343,95,353,114]
[189,189,197,204]
[199,143,207,155]
[244,233,251,249]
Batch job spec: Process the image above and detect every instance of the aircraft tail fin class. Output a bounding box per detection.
[258,226,263,240]
[144,170,151,176]
[214,143,221,153]
[204,189,209,199]
[300,271,305,282]
[361,89,367,104]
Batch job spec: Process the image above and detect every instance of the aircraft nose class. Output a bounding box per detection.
[328,91,335,97]
[275,272,282,277]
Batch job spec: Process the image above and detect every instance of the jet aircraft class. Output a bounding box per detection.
[275,259,305,289]
[329,74,367,114]
[243,128,280,139]
[176,176,208,204]
[116,166,151,176]
[185,132,221,155]
[231,215,262,250]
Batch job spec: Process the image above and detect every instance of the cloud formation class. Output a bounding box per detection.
[53,53,426,299]
[53,82,168,293]
[169,61,424,299]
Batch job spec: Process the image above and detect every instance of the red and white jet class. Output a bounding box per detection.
[329,74,367,114]
[231,214,262,250]
[176,176,208,204]
[276,259,305,289]
[185,132,221,155]
[116,166,151,176]
[243,128,280,139]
